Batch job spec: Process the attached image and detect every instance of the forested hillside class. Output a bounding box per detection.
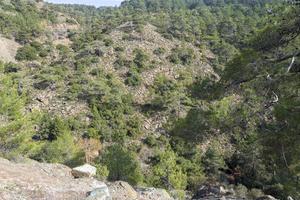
[0,0,299,199]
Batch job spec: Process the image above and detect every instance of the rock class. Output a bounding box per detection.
[86,183,111,200]
[0,158,107,200]
[72,164,97,178]
[287,196,294,200]
[136,187,173,200]
[192,185,221,198]
[108,181,138,200]
[256,195,278,200]
[33,80,54,90]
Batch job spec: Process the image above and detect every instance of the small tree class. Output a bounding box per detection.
[15,45,38,61]
[101,145,143,185]
[150,149,188,190]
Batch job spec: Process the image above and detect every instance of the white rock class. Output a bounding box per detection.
[72,164,97,178]
[86,183,111,200]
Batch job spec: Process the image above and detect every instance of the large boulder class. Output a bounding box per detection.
[108,181,138,200]
[86,185,111,200]
[0,157,108,200]
[136,187,173,200]
[72,164,97,178]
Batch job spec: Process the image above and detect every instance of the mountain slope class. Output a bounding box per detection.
[0,0,299,199]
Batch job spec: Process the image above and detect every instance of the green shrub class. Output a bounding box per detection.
[202,143,225,177]
[4,62,20,73]
[144,135,157,147]
[133,48,149,70]
[104,38,113,46]
[125,68,142,86]
[34,131,84,165]
[34,115,68,141]
[150,149,187,190]
[168,47,195,65]
[15,45,38,61]
[100,145,143,185]
[114,46,125,52]
[154,47,166,55]
[95,164,110,180]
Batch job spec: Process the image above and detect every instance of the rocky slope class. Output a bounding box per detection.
[0,157,280,200]
[0,157,173,200]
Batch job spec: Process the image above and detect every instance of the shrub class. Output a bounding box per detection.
[34,131,84,165]
[144,135,157,147]
[125,68,142,86]
[154,47,166,55]
[168,47,195,65]
[104,38,113,46]
[15,45,38,61]
[150,149,187,190]
[100,145,143,185]
[4,62,20,73]
[34,115,68,141]
[202,143,225,177]
[95,164,110,180]
[114,46,125,52]
[133,48,149,70]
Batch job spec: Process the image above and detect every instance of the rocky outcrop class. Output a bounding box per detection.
[136,187,173,200]
[192,185,279,200]
[108,181,138,200]
[0,158,109,200]
[0,36,20,62]
[72,164,97,178]
[0,157,280,200]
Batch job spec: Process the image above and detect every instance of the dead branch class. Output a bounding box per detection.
[272,91,279,103]
[287,56,296,73]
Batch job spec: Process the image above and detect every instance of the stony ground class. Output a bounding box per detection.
[0,157,173,200]
[0,36,20,62]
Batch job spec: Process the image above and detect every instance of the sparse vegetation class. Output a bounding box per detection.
[0,0,299,199]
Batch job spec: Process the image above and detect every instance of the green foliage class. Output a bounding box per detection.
[34,131,84,165]
[1,1,299,198]
[0,0,43,43]
[125,68,142,86]
[150,149,188,190]
[100,145,143,185]
[150,75,177,109]
[133,48,150,70]
[202,143,225,177]
[222,49,260,85]
[154,47,166,55]
[168,47,195,65]
[95,164,110,180]
[35,115,68,141]
[15,45,38,61]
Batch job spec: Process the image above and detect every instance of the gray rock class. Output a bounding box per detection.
[86,183,111,200]
[0,157,108,200]
[108,181,138,200]
[136,187,173,200]
[72,164,97,178]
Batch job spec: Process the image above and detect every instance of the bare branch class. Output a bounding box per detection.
[272,91,279,103]
[287,56,296,73]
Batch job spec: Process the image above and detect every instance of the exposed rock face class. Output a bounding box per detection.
[0,36,20,62]
[72,164,97,178]
[0,157,279,200]
[136,187,173,200]
[108,181,138,200]
[0,158,108,200]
